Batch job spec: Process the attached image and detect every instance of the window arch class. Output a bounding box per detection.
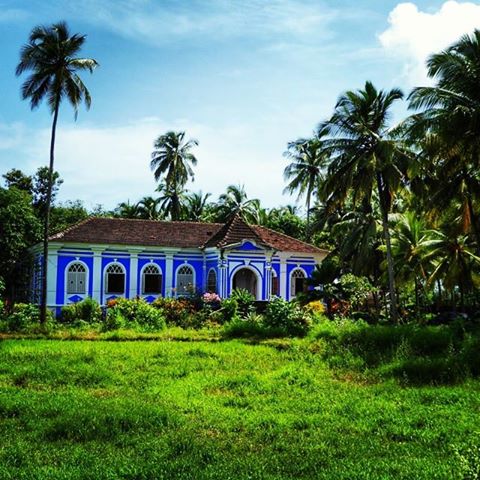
[271,269,279,297]
[105,263,125,295]
[176,265,194,296]
[290,268,306,298]
[142,263,162,295]
[67,262,87,294]
[207,269,217,293]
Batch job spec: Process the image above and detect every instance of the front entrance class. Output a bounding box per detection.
[232,268,258,299]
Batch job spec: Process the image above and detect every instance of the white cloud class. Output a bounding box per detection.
[1,117,292,211]
[62,0,335,45]
[379,1,480,85]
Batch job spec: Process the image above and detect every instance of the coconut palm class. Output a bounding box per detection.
[150,131,198,221]
[115,201,140,219]
[408,30,480,249]
[184,191,212,222]
[16,21,98,323]
[137,196,162,220]
[215,184,260,223]
[283,127,329,240]
[321,81,412,322]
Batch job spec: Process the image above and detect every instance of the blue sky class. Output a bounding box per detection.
[2,0,480,210]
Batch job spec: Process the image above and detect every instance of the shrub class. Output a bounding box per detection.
[217,298,238,323]
[230,289,255,317]
[264,298,312,337]
[0,303,54,333]
[202,292,221,310]
[105,298,166,331]
[152,298,196,328]
[223,313,266,338]
[304,300,325,315]
[60,298,102,324]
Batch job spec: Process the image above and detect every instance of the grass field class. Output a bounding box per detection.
[0,338,479,479]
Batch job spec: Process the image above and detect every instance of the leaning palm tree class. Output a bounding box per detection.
[283,127,329,240]
[150,131,198,221]
[322,81,412,322]
[16,22,98,324]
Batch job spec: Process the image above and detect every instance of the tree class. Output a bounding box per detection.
[16,21,98,323]
[115,200,140,219]
[407,30,480,251]
[32,166,63,221]
[150,131,198,221]
[283,127,329,240]
[49,200,89,233]
[184,191,212,222]
[137,196,162,220]
[2,169,33,193]
[322,81,412,322]
[0,187,42,301]
[215,184,260,223]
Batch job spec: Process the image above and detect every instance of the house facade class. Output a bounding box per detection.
[32,214,327,314]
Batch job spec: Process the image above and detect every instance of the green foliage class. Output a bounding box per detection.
[0,303,53,333]
[264,297,312,337]
[222,313,267,338]
[106,298,166,331]
[230,288,255,317]
[61,298,102,325]
[152,297,196,328]
[338,273,376,309]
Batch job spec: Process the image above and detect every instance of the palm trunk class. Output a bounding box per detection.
[40,102,60,325]
[467,195,480,254]
[376,173,398,323]
[305,191,311,242]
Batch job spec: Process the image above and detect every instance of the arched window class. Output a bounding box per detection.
[271,270,279,297]
[67,262,87,294]
[142,264,162,295]
[207,269,217,293]
[105,263,125,294]
[176,265,194,296]
[290,269,306,297]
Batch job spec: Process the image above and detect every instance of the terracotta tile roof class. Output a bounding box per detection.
[48,216,327,254]
[49,217,223,248]
[202,214,271,249]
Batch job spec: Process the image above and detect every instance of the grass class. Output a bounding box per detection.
[0,337,480,479]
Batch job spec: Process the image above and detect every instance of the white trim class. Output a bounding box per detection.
[230,264,262,300]
[174,263,196,297]
[104,261,127,296]
[64,259,89,300]
[140,262,163,295]
[290,267,307,299]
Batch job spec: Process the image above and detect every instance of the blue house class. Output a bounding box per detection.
[32,214,327,313]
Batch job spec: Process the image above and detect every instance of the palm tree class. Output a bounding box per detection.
[408,30,480,250]
[215,184,260,223]
[137,196,162,220]
[284,127,329,240]
[156,183,187,221]
[322,81,412,322]
[184,191,212,222]
[115,201,140,219]
[150,131,198,221]
[16,22,98,324]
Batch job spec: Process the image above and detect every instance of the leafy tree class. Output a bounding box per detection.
[150,131,198,220]
[2,169,33,193]
[50,200,89,233]
[16,21,98,323]
[321,81,412,322]
[184,191,212,222]
[137,196,162,220]
[0,187,42,300]
[32,166,63,220]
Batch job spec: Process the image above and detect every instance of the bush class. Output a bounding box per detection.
[217,298,238,323]
[264,298,312,337]
[0,303,54,333]
[304,300,325,315]
[230,289,255,317]
[61,298,102,324]
[152,298,195,328]
[223,313,267,338]
[105,298,166,331]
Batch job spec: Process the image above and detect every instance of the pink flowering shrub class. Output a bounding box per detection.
[203,292,221,304]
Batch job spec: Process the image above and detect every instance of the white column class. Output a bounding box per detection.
[46,248,58,308]
[165,253,174,297]
[279,253,288,300]
[92,248,104,304]
[129,252,139,299]
[265,265,272,301]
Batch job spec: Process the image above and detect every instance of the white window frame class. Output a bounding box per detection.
[141,263,163,295]
[66,261,88,295]
[290,268,307,298]
[104,262,126,295]
[175,264,195,297]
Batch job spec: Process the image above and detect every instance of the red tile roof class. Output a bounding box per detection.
[49,216,326,254]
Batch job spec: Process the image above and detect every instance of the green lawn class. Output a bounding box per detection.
[0,338,479,479]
